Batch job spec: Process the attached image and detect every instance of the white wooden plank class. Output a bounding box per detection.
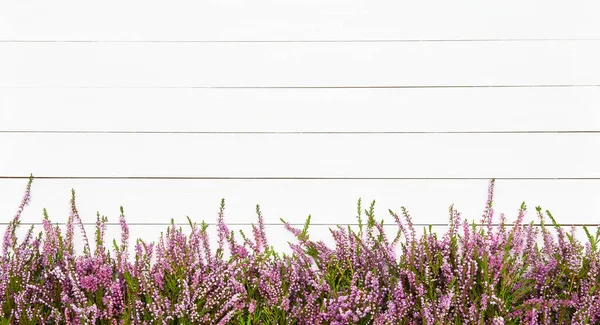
[1,88,599,132]
[1,42,599,87]
[1,179,598,226]
[0,133,597,178]
[1,1,599,41]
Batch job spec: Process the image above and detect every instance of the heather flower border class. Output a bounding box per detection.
[1,176,600,324]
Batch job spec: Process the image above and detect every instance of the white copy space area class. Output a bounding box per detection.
[0,0,599,251]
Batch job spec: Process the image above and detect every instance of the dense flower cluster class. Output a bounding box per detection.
[1,177,600,324]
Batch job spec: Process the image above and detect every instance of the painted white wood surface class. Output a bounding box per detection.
[1,88,599,132]
[1,179,598,226]
[1,42,600,87]
[1,1,599,41]
[0,1,598,248]
[0,133,597,178]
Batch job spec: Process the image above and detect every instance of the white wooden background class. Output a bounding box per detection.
[1,0,599,253]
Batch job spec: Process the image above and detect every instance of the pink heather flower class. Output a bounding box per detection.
[248,300,256,313]
[2,177,32,257]
[1,178,598,323]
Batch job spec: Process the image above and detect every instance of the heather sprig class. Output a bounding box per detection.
[1,177,599,324]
